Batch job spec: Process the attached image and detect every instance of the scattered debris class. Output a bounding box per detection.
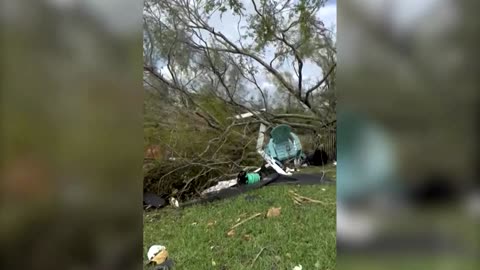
[207,221,216,227]
[293,264,303,270]
[169,197,179,208]
[289,190,333,205]
[179,173,333,208]
[233,113,304,176]
[230,212,262,230]
[212,260,217,266]
[286,167,296,174]
[266,207,282,218]
[202,179,238,194]
[191,222,197,226]
[242,234,252,241]
[227,229,236,237]
[237,171,262,185]
[315,261,321,268]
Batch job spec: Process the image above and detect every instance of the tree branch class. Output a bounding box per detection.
[304,63,336,105]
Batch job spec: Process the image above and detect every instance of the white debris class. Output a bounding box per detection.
[169,197,179,208]
[201,179,238,194]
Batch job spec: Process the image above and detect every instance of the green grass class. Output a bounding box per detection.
[144,168,336,270]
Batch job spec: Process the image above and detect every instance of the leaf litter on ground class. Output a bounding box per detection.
[266,207,282,218]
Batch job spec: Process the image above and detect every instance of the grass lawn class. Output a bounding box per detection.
[144,166,336,270]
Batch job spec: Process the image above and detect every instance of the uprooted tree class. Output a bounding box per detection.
[143,0,336,199]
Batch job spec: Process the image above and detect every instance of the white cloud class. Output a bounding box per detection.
[260,81,275,90]
[158,65,197,84]
[318,2,337,33]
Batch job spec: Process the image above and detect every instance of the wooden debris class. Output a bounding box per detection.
[288,190,334,205]
[230,212,262,230]
[250,247,266,267]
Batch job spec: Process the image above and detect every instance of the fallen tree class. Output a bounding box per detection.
[143,0,337,199]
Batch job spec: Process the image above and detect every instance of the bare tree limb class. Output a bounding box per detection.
[305,63,336,107]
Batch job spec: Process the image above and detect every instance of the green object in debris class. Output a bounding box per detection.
[265,124,305,164]
[246,173,261,184]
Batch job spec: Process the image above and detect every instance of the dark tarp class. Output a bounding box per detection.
[143,193,167,209]
[180,173,334,207]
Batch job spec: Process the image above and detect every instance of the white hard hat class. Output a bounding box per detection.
[147,245,166,261]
